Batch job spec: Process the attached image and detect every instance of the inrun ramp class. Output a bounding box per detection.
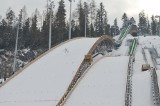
[64,56,129,106]
[0,38,98,106]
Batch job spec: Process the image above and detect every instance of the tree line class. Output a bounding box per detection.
[121,10,160,36]
[0,0,159,52]
[0,0,121,52]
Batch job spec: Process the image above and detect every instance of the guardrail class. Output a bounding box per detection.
[125,38,138,106]
[128,38,137,56]
[125,56,134,106]
[149,48,160,105]
[150,68,160,105]
[56,35,114,106]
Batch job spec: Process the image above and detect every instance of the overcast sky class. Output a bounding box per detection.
[0,0,160,27]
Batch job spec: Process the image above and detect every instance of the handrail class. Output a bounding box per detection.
[56,35,114,106]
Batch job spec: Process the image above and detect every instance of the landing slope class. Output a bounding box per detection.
[64,56,129,106]
[0,38,98,106]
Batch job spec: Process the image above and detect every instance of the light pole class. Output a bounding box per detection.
[84,2,87,37]
[13,19,20,72]
[48,1,54,50]
[68,0,75,39]
[155,15,160,36]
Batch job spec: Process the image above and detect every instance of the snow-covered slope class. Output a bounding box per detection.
[132,71,153,106]
[64,56,129,106]
[0,38,98,106]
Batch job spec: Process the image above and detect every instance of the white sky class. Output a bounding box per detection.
[0,0,160,27]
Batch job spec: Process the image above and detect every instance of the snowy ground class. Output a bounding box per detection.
[0,37,98,106]
[64,56,129,106]
[132,71,153,106]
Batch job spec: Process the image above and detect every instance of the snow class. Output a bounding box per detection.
[132,71,153,106]
[0,37,99,106]
[133,46,146,74]
[64,56,129,106]
[139,36,160,48]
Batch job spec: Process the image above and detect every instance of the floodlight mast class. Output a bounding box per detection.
[13,19,20,72]
[68,0,75,39]
[48,1,54,50]
[84,2,87,37]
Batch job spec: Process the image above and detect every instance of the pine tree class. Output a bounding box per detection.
[122,13,128,28]
[139,10,147,35]
[151,15,157,35]
[23,18,31,47]
[5,8,16,50]
[130,17,136,25]
[0,19,7,48]
[42,11,50,48]
[78,1,85,37]
[90,23,95,36]
[6,8,15,27]
[95,2,107,36]
[147,20,151,34]
[99,3,105,36]
[113,18,119,35]
[31,11,38,49]
[55,0,66,42]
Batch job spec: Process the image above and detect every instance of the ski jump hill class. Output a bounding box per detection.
[0,36,113,106]
[1,30,160,106]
